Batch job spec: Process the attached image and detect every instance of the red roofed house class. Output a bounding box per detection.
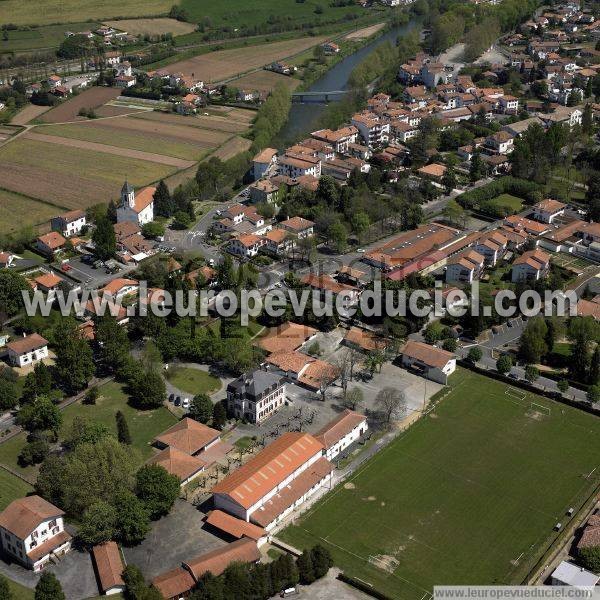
[147,446,207,486]
[532,198,566,223]
[511,249,550,282]
[212,432,333,530]
[252,147,278,180]
[0,251,14,269]
[36,231,66,257]
[228,233,265,259]
[117,181,155,226]
[314,409,368,461]
[204,510,266,543]
[400,339,456,384]
[7,333,49,368]
[92,541,125,596]
[32,272,64,302]
[0,495,71,571]
[445,250,485,284]
[279,216,314,239]
[154,418,221,457]
[417,163,447,182]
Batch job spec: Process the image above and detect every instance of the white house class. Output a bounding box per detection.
[473,231,508,266]
[314,409,368,461]
[36,231,66,257]
[0,495,71,571]
[351,113,390,148]
[252,148,278,180]
[311,126,358,153]
[485,131,514,154]
[532,198,566,223]
[278,153,321,178]
[511,248,550,282]
[212,432,333,530]
[279,216,315,239]
[445,250,485,284]
[400,340,456,384]
[227,370,286,424]
[551,561,600,588]
[228,234,265,259]
[116,181,155,226]
[0,252,15,268]
[6,333,49,368]
[51,209,86,237]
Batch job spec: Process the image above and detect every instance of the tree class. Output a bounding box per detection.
[442,338,457,352]
[92,215,117,261]
[190,393,213,424]
[587,384,600,405]
[153,180,175,217]
[95,315,131,373]
[78,500,118,546]
[115,491,151,545]
[327,220,347,254]
[0,270,29,322]
[442,200,465,227]
[518,317,548,364]
[122,564,147,600]
[35,572,65,600]
[350,211,370,243]
[17,396,62,434]
[586,173,600,222]
[65,416,112,448]
[525,365,539,383]
[213,401,227,430]
[135,464,180,519]
[590,346,600,385]
[21,362,53,404]
[467,347,482,363]
[442,165,457,194]
[0,574,12,600]
[578,546,600,573]
[116,410,132,445]
[469,150,484,182]
[310,544,333,579]
[557,379,569,394]
[582,103,593,135]
[345,387,364,410]
[130,366,166,409]
[141,221,165,240]
[496,354,513,375]
[19,440,49,466]
[375,387,406,424]
[53,319,95,393]
[0,378,19,410]
[297,550,315,585]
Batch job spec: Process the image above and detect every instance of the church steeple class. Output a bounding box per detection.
[121,180,135,208]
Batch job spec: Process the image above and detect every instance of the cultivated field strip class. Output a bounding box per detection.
[131,110,252,134]
[39,87,122,123]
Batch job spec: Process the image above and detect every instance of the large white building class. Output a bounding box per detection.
[6,333,49,368]
[511,248,550,283]
[212,432,333,531]
[116,181,155,226]
[227,370,286,424]
[314,409,368,461]
[0,496,71,571]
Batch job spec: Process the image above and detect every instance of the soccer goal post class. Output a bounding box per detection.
[505,386,526,401]
[530,402,551,416]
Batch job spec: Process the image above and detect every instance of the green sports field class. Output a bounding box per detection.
[281,369,600,599]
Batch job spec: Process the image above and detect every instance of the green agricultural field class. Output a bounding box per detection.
[167,367,221,396]
[281,369,600,599]
[179,0,365,29]
[0,0,172,26]
[0,22,100,53]
[0,467,34,511]
[0,188,65,235]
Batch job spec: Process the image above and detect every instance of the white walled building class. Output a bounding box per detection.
[511,249,550,282]
[532,198,566,223]
[227,370,286,423]
[0,496,71,571]
[212,432,333,530]
[6,333,49,368]
[51,209,86,237]
[400,340,456,384]
[116,181,155,226]
[314,409,368,461]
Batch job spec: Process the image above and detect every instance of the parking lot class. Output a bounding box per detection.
[59,255,134,289]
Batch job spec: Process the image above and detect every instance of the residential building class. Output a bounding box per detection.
[51,209,86,237]
[249,179,279,204]
[32,272,63,302]
[314,409,368,461]
[485,131,514,154]
[511,248,550,282]
[262,229,291,255]
[92,541,125,596]
[343,327,388,353]
[321,41,340,54]
[279,216,315,239]
[154,418,221,456]
[400,340,456,384]
[252,148,278,180]
[351,112,390,147]
[0,252,14,268]
[212,432,333,529]
[278,153,321,178]
[228,234,265,259]
[473,231,508,266]
[0,495,71,571]
[226,370,286,423]
[446,250,485,283]
[311,126,358,153]
[36,231,66,257]
[116,181,155,226]
[6,333,49,368]
[417,162,447,182]
[147,446,207,486]
[532,198,566,223]
[257,322,318,355]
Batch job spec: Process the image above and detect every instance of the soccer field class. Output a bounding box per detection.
[281,369,600,599]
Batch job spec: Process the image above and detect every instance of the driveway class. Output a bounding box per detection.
[122,499,226,581]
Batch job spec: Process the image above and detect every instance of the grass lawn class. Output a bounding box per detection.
[0,467,34,511]
[167,368,221,396]
[60,381,178,460]
[487,193,523,214]
[6,578,34,600]
[0,188,65,235]
[280,368,600,598]
[234,436,255,451]
[0,22,100,52]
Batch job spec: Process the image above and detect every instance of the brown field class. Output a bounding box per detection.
[230,70,301,93]
[0,189,64,234]
[162,35,329,82]
[10,104,52,125]
[213,106,257,123]
[132,109,253,134]
[40,87,122,123]
[103,18,197,36]
[345,22,385,40]
[0,138,175,209]
[24,132,196,168]
[212,136,252,160]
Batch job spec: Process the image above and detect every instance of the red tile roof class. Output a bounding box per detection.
[0,495,63,539]
[92,541,125,593]
[314,409,367,450]
[6,333,48,356]
[154,418,220,455]
[183,538,260,580]
[147,446,206,481]
[401,340,455,369]
[153,567,196,599]
[37,231,66,249]
[205,510,266,541]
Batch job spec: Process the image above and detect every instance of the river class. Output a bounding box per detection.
[273,16,421,148]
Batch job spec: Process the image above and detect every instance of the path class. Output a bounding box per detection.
[23,132,196,168]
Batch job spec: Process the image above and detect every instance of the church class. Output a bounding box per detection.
[116,181,156,226]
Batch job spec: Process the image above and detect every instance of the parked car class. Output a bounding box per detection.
[168,393,174,403]
[182,397,190,410]
[174,396,181,406]
[61,264,72,272]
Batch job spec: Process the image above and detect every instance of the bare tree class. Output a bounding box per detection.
[345,387,364,411]
[348,349,362,381]
[376,387,406,424]
[334,350,352,397]
[318,367,339,402]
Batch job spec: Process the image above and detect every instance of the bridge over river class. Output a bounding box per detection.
[291,89,349,103]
